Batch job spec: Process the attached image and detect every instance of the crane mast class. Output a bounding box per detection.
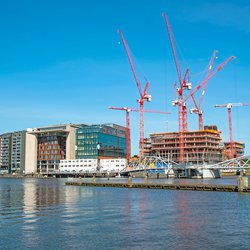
[108,106,170,161]
[163,12,191,163]
[215,103,250,159]
[118,30,151,158]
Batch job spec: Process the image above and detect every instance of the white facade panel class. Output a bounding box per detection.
[59,158,127,173]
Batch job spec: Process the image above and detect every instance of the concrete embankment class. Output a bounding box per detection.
[65,180,250,193]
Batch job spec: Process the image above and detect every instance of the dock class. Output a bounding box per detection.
[65,181,250,193]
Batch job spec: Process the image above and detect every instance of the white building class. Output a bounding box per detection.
[59,158,127,173]
[100,158,127,172]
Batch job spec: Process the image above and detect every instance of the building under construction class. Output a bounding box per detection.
[223,141,245,159]
[148,126,225,164]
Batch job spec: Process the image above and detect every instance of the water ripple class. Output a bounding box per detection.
[0,178,250,250]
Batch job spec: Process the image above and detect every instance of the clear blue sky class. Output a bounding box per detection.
[0,0,249,155]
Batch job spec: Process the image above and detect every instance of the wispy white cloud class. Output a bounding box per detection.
[178,2,250,33]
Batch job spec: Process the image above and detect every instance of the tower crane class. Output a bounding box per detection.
[189,50,218,130]
[163,12,191,163]
[215,103,250,159]
[163,12,235,163]
[118,30,152,158]
[187,54,235,129]
[108,106,170,161]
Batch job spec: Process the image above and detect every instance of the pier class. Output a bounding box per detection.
[65,179,250,193]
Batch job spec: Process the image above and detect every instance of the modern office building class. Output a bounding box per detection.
[0,123,127,174]
[75,124,126,159]
[27,124,79,173]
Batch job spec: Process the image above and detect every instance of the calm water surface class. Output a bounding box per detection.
[0,177,250,250]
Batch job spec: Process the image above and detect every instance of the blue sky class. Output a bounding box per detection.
[0,0,249,155]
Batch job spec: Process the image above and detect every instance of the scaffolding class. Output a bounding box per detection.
[223,141,245,159]
[149,127,224,164]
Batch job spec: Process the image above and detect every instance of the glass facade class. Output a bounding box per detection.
[76,124,126,159]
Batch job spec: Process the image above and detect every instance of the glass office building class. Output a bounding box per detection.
[76,124,126,159]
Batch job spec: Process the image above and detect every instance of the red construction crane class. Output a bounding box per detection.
[108,106,170,161]
[163,12,191,163]
[118,30,152,158]
[187,54,236,130]
[189,50,218,129]
[215,103,250,159]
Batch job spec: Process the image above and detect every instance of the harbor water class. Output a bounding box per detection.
[0,177,250,250]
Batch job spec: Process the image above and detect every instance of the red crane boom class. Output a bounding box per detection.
[162,13,182,86]
[199,50,218,108]
[163,12,192,163]
[108,106,170,161]
[118,30,152,158]
[187,55,235,130]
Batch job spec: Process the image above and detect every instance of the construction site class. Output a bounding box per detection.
[148,126,245,164]
[110,12,247,166]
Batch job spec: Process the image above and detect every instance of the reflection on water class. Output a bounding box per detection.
[175,192,193,235]
[0,177,250,249]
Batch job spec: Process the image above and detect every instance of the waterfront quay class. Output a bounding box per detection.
[66,176,250,193]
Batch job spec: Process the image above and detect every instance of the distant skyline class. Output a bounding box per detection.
[0,0,249,155]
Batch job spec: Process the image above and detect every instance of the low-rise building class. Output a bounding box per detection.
[59,158,126,173]
[99,158,127,172]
